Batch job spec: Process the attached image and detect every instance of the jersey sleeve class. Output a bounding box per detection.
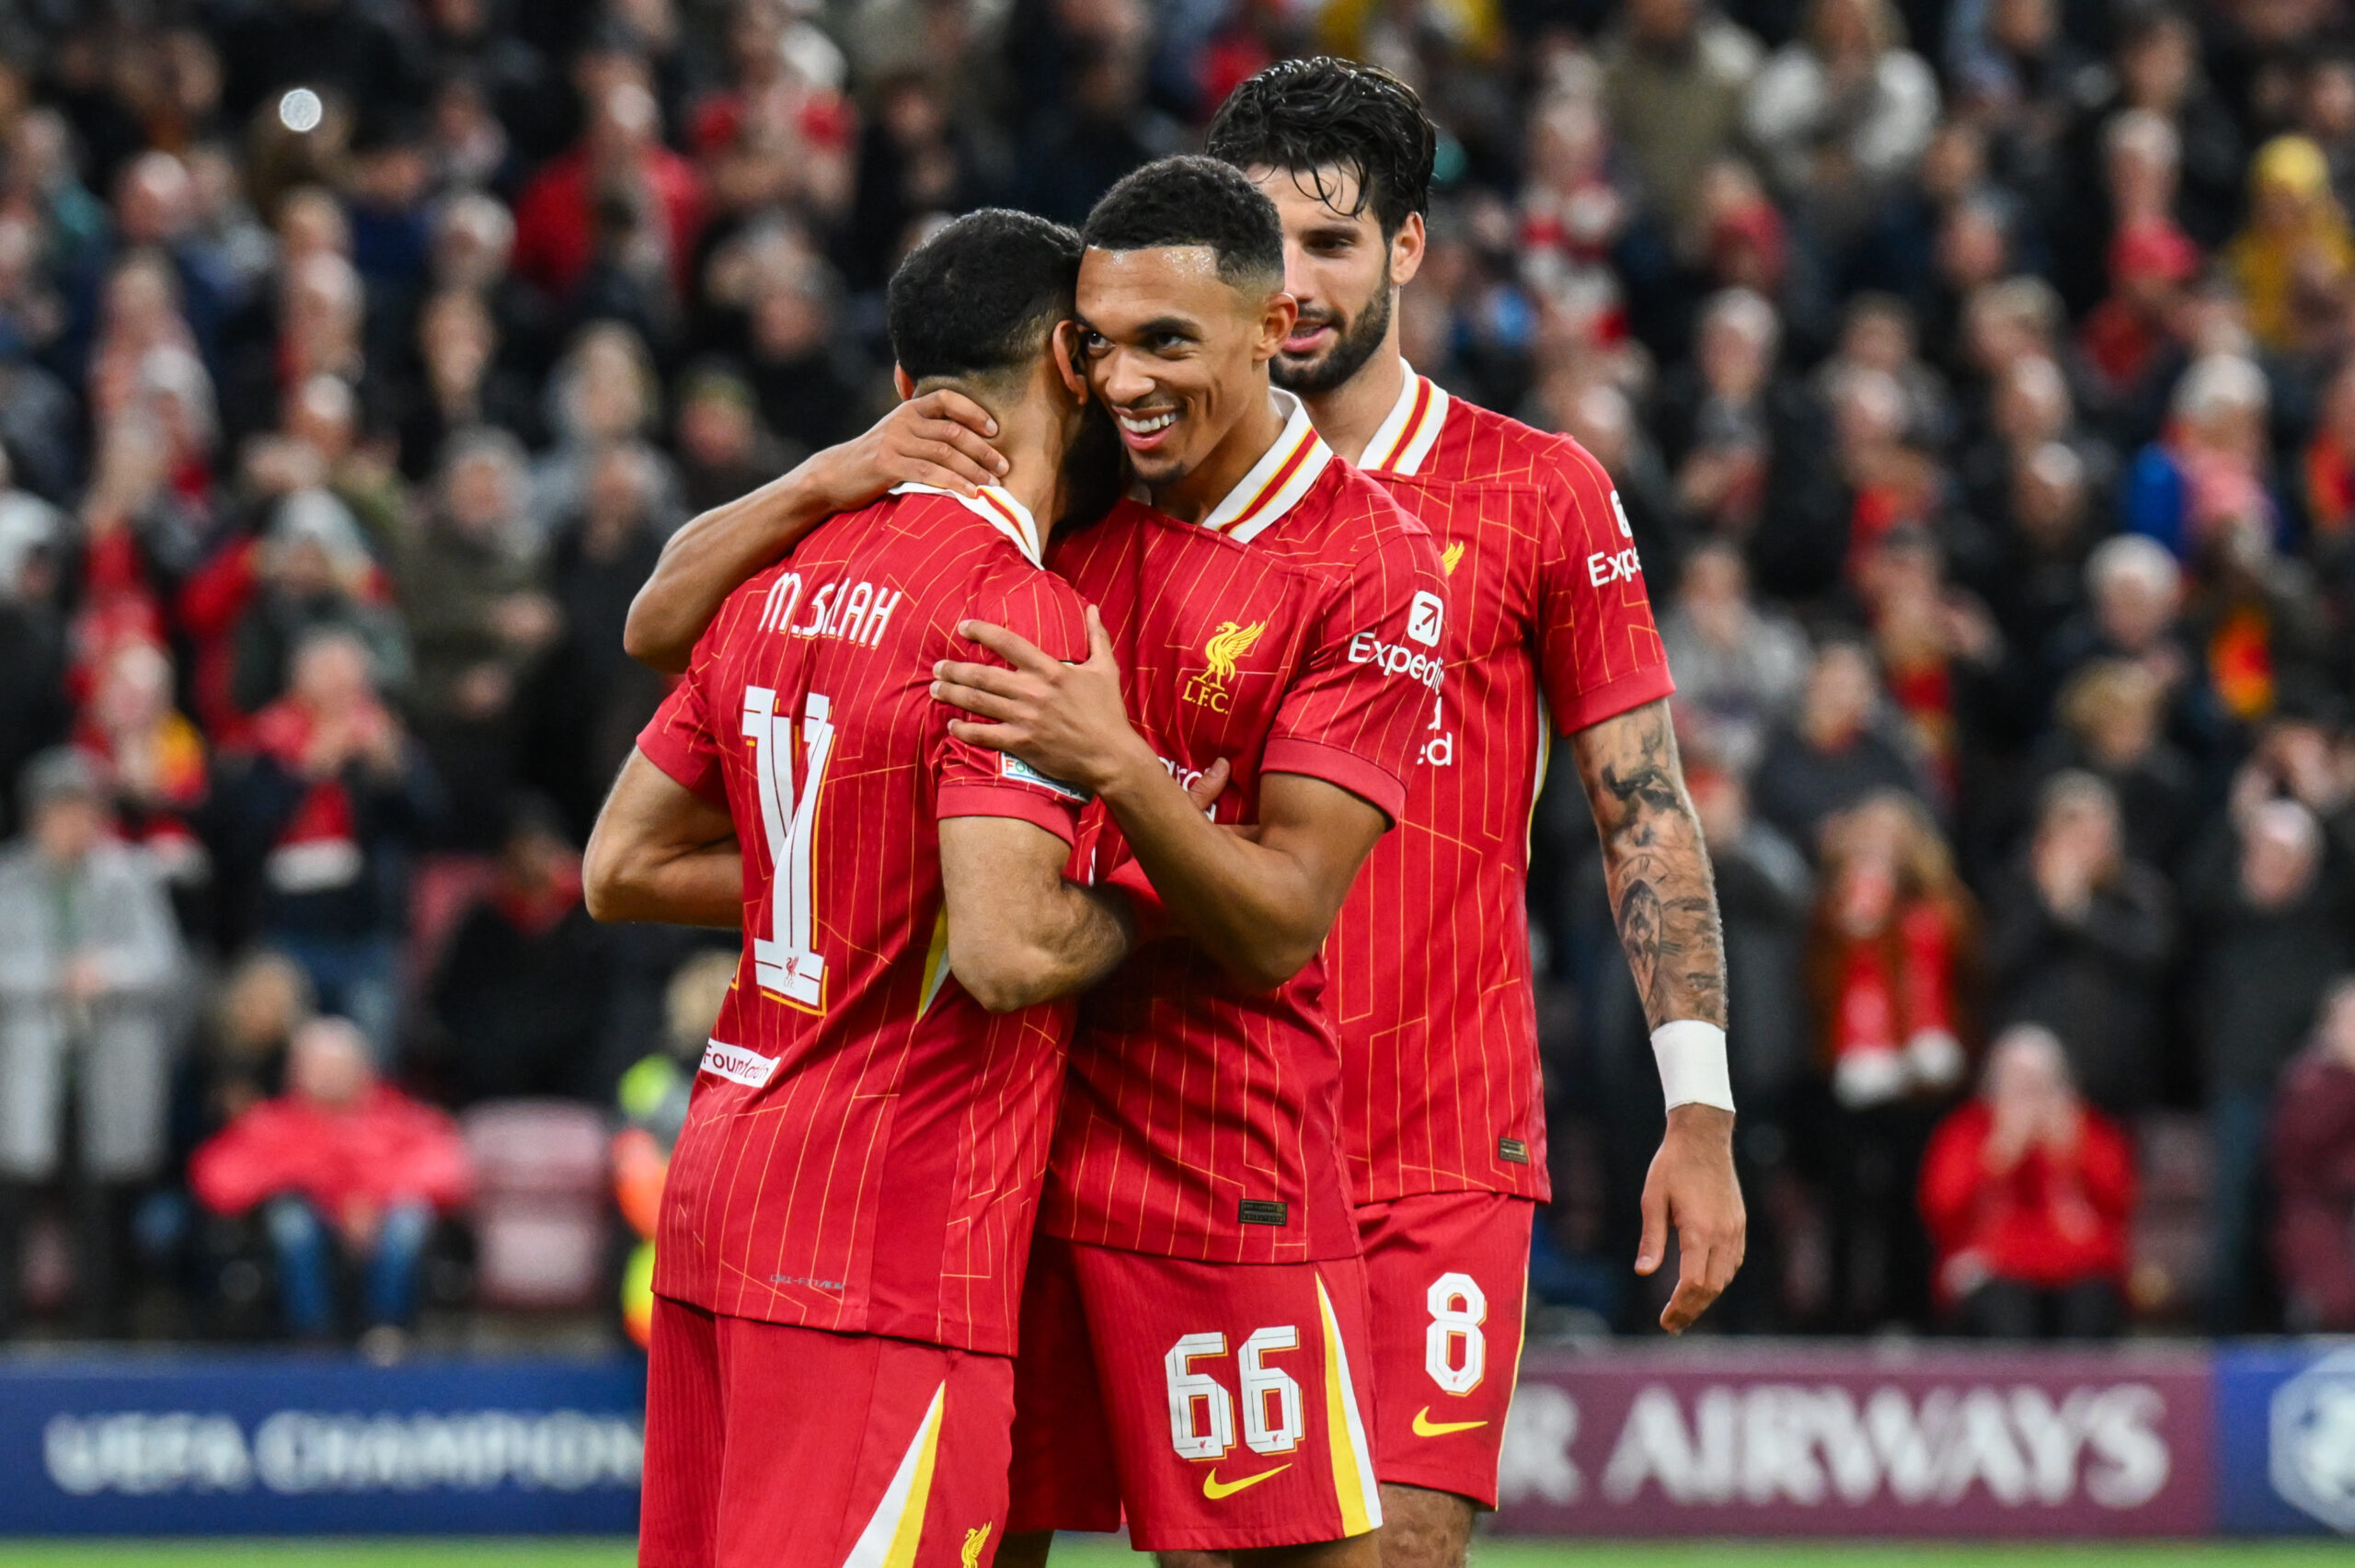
[1263,509,1450,825]
[635,614,729,807]
[932,568,1094,843]
[1534,442,1677,735]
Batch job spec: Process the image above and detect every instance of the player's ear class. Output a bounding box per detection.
[1255,287,1299,364]
[1051,320,1088,398]
[1388,212,1426,289]
[892,363,915,403]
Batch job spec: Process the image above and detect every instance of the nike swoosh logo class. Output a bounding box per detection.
[1413,1407,1489,1437]
[1202,1463,1291,1499]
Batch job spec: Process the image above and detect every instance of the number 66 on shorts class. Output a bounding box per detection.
[1006,1238,1384,1551]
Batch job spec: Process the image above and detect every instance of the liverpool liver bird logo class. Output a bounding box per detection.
[1185,619,1267,712]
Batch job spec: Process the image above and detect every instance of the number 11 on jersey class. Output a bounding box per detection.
[742,686,834,1007]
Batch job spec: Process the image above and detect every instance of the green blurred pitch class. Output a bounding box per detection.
[0,1542,2349,1567]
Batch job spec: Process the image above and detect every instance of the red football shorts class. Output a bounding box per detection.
[1004,1235,1383,1551]
[1355,1191,1534,1509]
[640,1296,1016,1568]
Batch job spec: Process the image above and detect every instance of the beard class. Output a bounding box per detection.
[1272,279,1394,396]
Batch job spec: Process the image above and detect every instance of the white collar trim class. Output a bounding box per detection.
[1357,361,1450,476]
[891,482,1044,567]
[1200,388,1335,544]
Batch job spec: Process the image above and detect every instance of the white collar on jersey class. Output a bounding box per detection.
[890,482,1045,567]
[1196,386,1336,544]
[1355,360,1451,477]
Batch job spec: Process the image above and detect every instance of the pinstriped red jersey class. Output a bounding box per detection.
[1043,390,1449,1263]
[633,486,1090,1353]
[1333,368,1675,1205]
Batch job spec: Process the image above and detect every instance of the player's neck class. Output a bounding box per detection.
[991,405,1063,526]
[1153,378,1289,525]
[1302,338,1409,468]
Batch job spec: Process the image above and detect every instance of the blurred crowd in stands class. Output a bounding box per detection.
[4,0,2355,1348]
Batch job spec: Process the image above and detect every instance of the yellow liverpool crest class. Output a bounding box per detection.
[961,1524,993,1568]
[1182,620,1267,713]
[1441,540,1466,576]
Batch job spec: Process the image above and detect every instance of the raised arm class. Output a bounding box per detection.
[933,610,1384,991]
[1568,696,1744,1333]
[938,816,1136,1011]
[583,750,743,928]
[625,390,1008,671]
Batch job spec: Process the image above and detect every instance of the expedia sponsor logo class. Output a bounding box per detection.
[1407,589,1446,647]
[1588,547,1643,588]
[698,1039,778,1089]
[1348,630,1445,691]
[1182,620,1267,714]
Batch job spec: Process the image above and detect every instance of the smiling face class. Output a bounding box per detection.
[1072,244,1294,498]
[1242,164,1420,396]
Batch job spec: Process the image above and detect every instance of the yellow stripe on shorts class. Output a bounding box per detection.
[1316,1276,1383,1535]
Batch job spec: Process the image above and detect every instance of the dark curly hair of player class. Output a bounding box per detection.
[1079,155,1284,292]
[1203,57,1435,239]
[887,209,1083,385]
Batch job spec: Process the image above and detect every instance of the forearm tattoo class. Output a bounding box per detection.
[1573,700,1729,1030]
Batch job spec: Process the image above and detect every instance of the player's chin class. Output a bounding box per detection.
[1270,349,1331,391]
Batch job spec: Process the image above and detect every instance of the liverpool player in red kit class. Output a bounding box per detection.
[936,160,1446,1564]
[583,211,1165,1568]
[1198,61,1746,1567]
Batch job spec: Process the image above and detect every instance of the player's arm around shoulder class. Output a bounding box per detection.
[1567,698,1746,1331]
[625,391,1008,672]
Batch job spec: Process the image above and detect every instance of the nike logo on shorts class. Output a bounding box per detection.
[1201,1462,1291,1499]
[1411,1407,1488,1437]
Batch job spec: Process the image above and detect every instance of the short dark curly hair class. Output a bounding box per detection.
[887,209,1082,384]
[1203,58,1435,239]
[1080,155,1284,292]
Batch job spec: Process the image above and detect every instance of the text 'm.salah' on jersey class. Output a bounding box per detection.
[1335,368,1676,1206]
[634,485,1090,1353]
[1044,389,1450,1264]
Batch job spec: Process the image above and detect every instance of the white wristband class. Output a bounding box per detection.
[1651,1021,1735,1113]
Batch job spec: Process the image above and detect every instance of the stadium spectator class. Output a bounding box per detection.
[189,1015,471,1352]
[0,749,185,1335]
[215,629,439,1057]
[1661,540,1813,778]
[1599,0,1761,237]
[396,428,557,844]
[1752,639,1926,853]
[2272,976,2355,1331]
[1985,771,2175,1109]
[2186,796,2355,1330]
[1806,788,1976,1329]
[1744,0,1941,247]
[423,797,612,1104]
[1919,1023,2135,1337]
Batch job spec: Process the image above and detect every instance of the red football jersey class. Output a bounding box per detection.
[635,485,1092,1353]
[1332,369,1675,1205]
[1044,391,1449,1264]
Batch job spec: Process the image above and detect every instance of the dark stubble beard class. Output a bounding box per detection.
[1271,275,1394,397]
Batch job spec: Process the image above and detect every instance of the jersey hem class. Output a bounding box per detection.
[1554,662,1677,737]
[935,782,1080,843]
[1261,737,1409,823]
[634,734,727,807]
